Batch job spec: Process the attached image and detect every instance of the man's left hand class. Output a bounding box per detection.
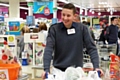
[95,68,104,77]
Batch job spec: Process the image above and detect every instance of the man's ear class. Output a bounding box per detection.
[74,14,78,17]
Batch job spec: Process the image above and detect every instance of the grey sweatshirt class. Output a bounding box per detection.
[44,22,99,72]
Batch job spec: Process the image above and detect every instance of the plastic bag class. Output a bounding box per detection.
[46,67,65,80]
[103,69,110,80]
[64,67,85,80]
[87,71,102,80]
[46,67,85,80]
[45,67,102,80]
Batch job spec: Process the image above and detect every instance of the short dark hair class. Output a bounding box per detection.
[111,17,117,22]
[63,3,76,14]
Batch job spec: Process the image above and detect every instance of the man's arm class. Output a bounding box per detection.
[82,25,99,69]
[43,25,56,72]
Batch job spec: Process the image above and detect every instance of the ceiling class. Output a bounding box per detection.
[0,0,26,2]
[68,0,120,12]
[0,0,120,12]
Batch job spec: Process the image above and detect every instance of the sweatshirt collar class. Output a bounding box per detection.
[61,22,77,29]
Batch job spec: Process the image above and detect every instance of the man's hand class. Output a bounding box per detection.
[95,68,104,77]
[41,71,49,80]
[41,71,46,80]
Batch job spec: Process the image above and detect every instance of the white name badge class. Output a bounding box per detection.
[67,28,76,35]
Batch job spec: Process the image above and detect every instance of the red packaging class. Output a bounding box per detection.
[110,53,119,62]
[110,62,120,80]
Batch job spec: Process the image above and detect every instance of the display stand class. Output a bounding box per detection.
[24,33,44,65]
[0,35,17,56]
[0,35,22,80]
[23,33,44,79]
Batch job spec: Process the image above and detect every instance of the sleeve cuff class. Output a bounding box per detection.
[44,68,50,73]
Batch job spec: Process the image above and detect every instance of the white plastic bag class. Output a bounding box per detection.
[64,67,85,80]
[51,67,65,80]
[103,69,110,80]
[88,71,102,80]
[45,74,55,80]
[46,67,102,80]
[46,67,85,80]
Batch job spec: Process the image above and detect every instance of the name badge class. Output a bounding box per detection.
[67,28,75,35]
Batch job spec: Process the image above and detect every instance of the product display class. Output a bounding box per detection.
[0,35,21,80]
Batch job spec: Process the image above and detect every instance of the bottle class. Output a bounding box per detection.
[22,51,28,66]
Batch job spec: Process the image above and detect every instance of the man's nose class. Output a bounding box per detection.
[64,16,67,20]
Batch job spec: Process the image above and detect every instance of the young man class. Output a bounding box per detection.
[106,17,119,55]
[42,3,103,79]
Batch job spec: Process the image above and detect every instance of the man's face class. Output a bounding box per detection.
[61,8,75,28]
[113,18,118,25]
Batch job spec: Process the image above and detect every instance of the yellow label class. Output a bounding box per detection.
[8,36,14,42]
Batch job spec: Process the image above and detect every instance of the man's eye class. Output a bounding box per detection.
[67,15,70,17]
[63,14,65,16]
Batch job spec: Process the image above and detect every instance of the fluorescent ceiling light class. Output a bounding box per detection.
[110,11,113,15]
[0,3,9,7]
[58,0,82,8]
[89,9,92,12]
[98,12,101,15]
[57,7,62,10]
[58,0,69,4]
[0,3,29,10]
[92,11,94,14]
[19,7,29,10]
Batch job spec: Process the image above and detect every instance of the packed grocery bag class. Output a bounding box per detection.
[45,67,102,80]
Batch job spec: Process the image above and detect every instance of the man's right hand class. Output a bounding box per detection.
[41,71,49,80]
[41,71,46,80]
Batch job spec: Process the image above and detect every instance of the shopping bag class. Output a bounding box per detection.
[45,67,65,80]
[64,67,85,80]
[45,67,102,80]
